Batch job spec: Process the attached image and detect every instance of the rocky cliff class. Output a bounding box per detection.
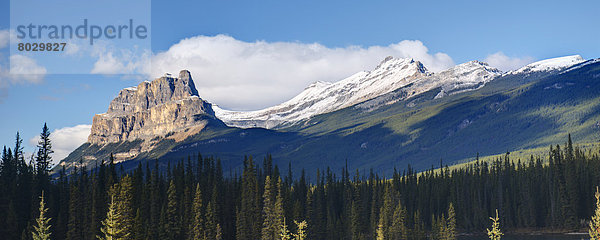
[88,70,216,145]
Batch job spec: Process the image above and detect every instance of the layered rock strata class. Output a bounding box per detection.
[88,70,215,145]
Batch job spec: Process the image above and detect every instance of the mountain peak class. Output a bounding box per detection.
[374,57,428,74]
[467,60,490,66]
[215,56,430,128]
[447,60,500,74]
[107,71,201,114]
[177,70,199,96]
[381,55,395,63]
[88,70,215,144]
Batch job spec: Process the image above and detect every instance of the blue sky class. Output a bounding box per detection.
[0,0,599,163]
[149,0,599,62]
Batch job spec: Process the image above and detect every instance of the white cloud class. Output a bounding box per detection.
[485,52,534,72]
[0,29,20,50]
[91,51,128,74]
[89,41,151,74]
[388,40,454,72]
[28,124,92,166]
[0,30,45,98]
[3,29,455,110]
[7,55,47,82]
[0,30,47,92]
[0,29,10,49]
[149,35,454,110]
[63,40,82,56]
[0,54,47,100]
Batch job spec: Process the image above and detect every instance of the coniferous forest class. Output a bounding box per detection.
[2,125,600,240]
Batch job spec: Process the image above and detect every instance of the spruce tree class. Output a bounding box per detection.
[279,219,308,240]
[375,221,384,240]
[293,220,307,240]
[378,185,395,240]
[132,209,144,240]
[35,123,53,178]
[205,201,217,240]
[432,214,444,240]
[589,187,600,240]
[115,176,134,240]
[14,132,24,168]
[98,196,129,240]
[274,178,285,239]
[215,224,222,240]
[32,191,51,240]
[66,184,83,240]
[487,209,503,240]
[181,185,193,240]
[350,192,364,240]
[33,124,53,207]
[165,180,180,240]
[445,203,457,240]
[1,144,19,239]
[189,184,204,240]
[262,175,279,240]
[90,177,105,240]
[412,211,426,240]
[236,156,261,240]
[147,161,161,239]
[389,203,408,239]
[280,219,292,240]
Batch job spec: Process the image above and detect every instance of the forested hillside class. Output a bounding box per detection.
[2,128,600,239]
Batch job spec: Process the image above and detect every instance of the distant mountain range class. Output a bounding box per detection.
[58,55,600,177]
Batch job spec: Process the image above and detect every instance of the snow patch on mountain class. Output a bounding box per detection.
[509,55,584,75]
[560,58,600,73]
[355,61,500,111]
[433,61,501,98]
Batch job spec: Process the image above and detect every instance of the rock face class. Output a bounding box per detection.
[88,70,216,145]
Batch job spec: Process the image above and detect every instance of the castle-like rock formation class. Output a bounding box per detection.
[88,70,215,144]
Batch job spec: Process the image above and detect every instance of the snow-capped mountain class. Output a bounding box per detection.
[508,55,585,75]
[356,61,501,111]
[214,57,428,129]
[215,55,588,130]
[215,57,501,129]
[430,60,501,99]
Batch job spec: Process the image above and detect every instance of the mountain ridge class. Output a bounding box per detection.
[508,55,584,75]
[214,57,502,129]
[58,55,599,177]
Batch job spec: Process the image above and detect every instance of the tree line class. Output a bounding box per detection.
[1,124,599,239]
